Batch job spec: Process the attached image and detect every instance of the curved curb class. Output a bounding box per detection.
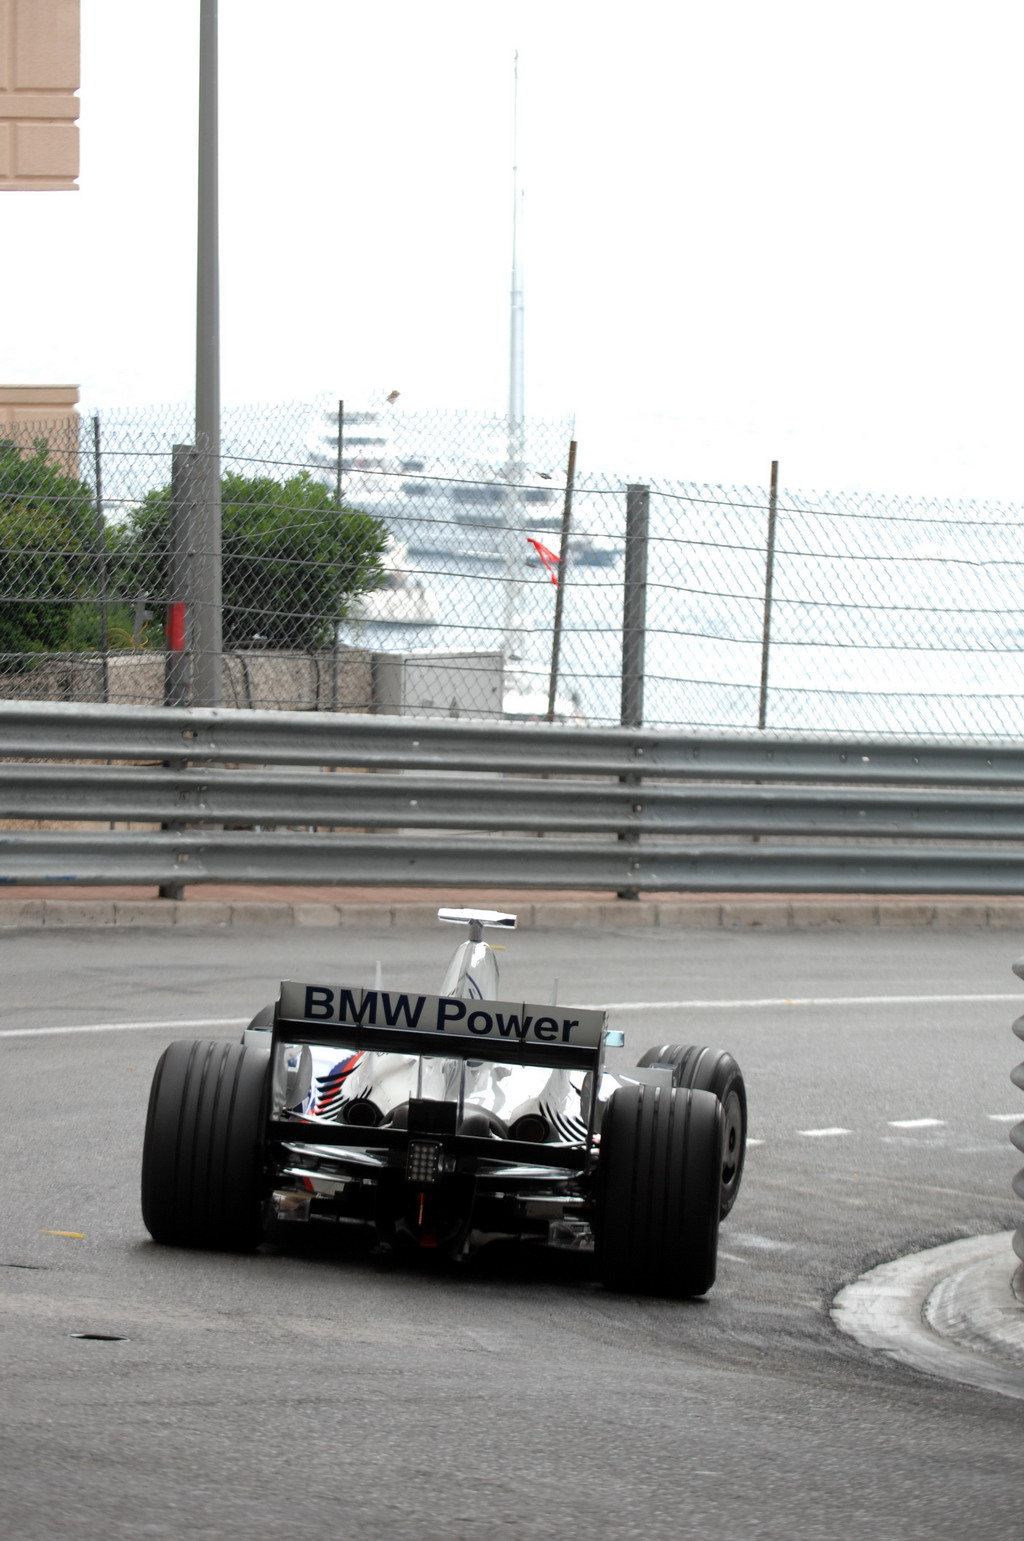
[832,1232,1024,1401]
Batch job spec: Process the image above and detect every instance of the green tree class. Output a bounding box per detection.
[0,439,97,663]
[116,469,388,649]
[0,437,96,545]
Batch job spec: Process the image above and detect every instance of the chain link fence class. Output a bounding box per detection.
[1,396,1023,737]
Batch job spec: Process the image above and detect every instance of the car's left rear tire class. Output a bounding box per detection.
[141,1037,270,1251]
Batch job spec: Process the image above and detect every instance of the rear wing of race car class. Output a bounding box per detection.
[267,980,619,1166]
[273,980,611,1071]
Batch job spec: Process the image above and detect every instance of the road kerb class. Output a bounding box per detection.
[832,1232,1024,1401]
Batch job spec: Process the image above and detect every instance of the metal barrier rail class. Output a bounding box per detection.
[3,700,1024,891]
[6,764,1024,839]
[5,830,1024,891]
[5,699,1024,784]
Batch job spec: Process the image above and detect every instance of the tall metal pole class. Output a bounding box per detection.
[502,51,526,661]
[194,0,222,707]
[757,459,779,730]
[508,54,525,439]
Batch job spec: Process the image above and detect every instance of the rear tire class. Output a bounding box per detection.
[638,1044,747,1218]
[596,1081,721,1297]
[141,1038,270,1250]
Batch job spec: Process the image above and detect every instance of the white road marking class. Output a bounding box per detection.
[798,1126,852,1138]
[888,1118,946,1129]
[746,1138,766,1146]
[587,993,1021,1011]
[0,1017,248,1040]
[725,1232,797,1251]
[988,1113,1020,1123]
[4,991,1015,1039]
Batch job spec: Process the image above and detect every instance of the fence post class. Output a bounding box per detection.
[546,438,577,722]
[191,439,223,709]
[618,483,650,898]
[758,459,779,730]
[90,415,109,703]
[335,399,344,504]
[503,418,527,661]
[330,401,345,711]
[621,484,649,728]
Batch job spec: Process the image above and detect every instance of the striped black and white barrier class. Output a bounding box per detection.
[1011,957,1024,1265]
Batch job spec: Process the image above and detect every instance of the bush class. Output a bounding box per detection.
[0,437,95,546]
[116,469,389,649]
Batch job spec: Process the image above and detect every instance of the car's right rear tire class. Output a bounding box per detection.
[141,1037,270,1251]
[637,1043,747,1218]
[595,1080,721,1298]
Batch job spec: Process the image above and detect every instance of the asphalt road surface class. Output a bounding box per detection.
[1,921,1021,1541]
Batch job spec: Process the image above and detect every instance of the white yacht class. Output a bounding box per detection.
[521,507,622,568]
[306,401,397,479]
[348,536,439,627]
[306,400,621,563]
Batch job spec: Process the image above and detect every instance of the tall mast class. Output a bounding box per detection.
[508,50,525,444]
[503,51,526,659]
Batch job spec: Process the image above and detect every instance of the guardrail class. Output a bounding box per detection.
[3,700,1024,893]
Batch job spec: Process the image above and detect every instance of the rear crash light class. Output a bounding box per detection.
[406,1141,442,1185]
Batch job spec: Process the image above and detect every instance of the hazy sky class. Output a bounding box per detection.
[6,0,1024,497]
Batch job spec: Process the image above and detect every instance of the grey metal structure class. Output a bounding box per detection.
[620,483,649,732]
[194,0,222,709]
[3,700,1024,892]
[1011,958,1024,1266]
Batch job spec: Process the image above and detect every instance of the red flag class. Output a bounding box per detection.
[526,536,560,585]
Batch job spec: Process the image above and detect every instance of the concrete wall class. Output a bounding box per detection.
[0,648,377,713]
[0,0,80,190]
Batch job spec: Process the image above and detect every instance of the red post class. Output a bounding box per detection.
[167,601,187,653]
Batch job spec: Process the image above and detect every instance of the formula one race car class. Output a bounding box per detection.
[141,909,747,1297]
